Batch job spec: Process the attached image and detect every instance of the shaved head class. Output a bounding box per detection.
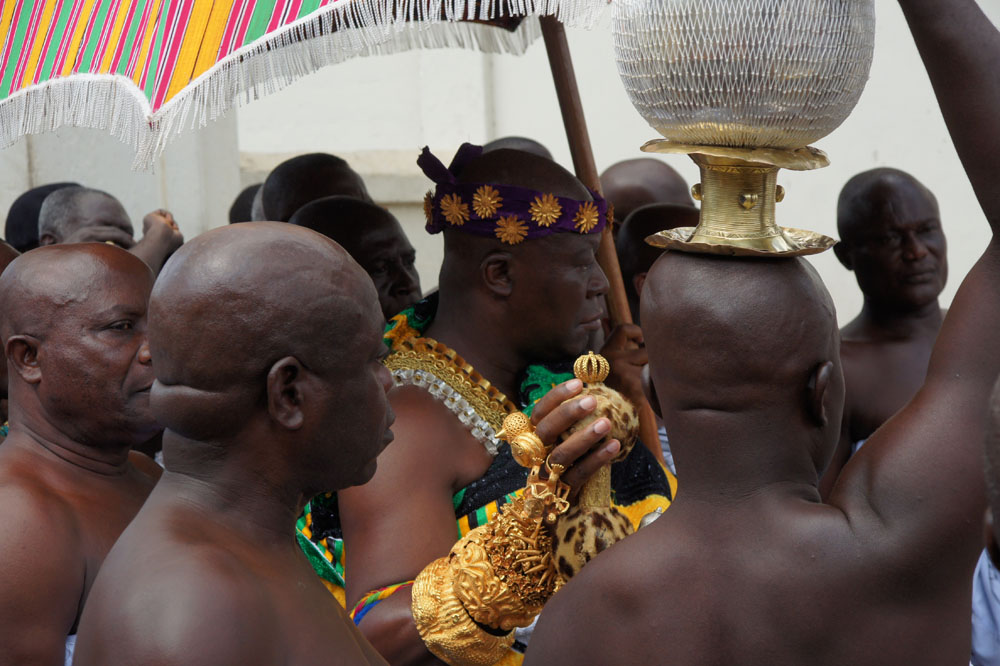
[642,253,840,413]
[37,186,134,246]
[600,158,693,223]
[837,168,937,243]
[262,153,370,222]
[0,244,157,447]
[616,203,699,321]
[482,136,553,161]
[148,223,380,441]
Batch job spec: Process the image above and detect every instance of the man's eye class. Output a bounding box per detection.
[109,321,134,331]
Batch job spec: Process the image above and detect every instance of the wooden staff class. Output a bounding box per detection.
[539,16,665,465]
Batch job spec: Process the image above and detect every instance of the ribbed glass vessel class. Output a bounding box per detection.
[614,0,876,149]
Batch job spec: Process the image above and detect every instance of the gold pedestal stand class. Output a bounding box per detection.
[640,140,837,257]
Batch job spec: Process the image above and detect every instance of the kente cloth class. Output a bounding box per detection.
[295,295,677,614]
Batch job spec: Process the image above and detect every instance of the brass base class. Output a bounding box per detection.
[646,226,835,257]
[639,140,836,257]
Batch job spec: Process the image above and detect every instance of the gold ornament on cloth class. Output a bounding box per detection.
[440,193,470,227]
[529,193,562,227]
[614,0,875,256]
[573,201,600,233]
[552,352,638,579]
[473,185,503,219]
[494,216,528,246]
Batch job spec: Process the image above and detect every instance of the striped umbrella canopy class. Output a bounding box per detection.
[0,0,603,167]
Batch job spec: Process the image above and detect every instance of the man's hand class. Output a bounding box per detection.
[131,209,184,275]
[600,324,648,409]
[142,210,184,253]
[529,379,620,498]
[62,225,136,249]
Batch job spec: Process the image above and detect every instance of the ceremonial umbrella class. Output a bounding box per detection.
[0,0,659,455]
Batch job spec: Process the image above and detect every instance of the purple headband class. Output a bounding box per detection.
[418,143,611,245]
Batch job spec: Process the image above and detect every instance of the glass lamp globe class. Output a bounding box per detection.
[614,0,876,150]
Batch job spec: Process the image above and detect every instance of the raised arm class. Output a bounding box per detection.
[833,0,1000,569]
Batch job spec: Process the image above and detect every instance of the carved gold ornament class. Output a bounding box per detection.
[494,216,528,245]
[529,193,562,227]
[573,201,600,233]
[472,185,503,219]
[440,193,470,227]
[573,350,611,384]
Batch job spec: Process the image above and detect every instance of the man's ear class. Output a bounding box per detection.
[481,250,514,298]
[833,242,853,271]
[806,361,835,426]
[633,272,648,301]
[641,365,662,419]
[38,233,58,247]
[7,335,42,384]
[266,356,307,430]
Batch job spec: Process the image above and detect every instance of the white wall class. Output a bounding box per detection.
[0,116,241,243]
[239,0,1000,324]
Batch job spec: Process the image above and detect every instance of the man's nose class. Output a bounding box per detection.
[589,262,610,298]
[901,231,929,261]
[392,264,421,295]
[137,339,152,365]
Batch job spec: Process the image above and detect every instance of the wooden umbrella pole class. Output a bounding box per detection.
[539,16,665,465]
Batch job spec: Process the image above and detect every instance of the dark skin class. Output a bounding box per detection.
[822,171,948,495]
[527,1,1000,662]
[0,240,21,408]
[73,223,389,666]
[290,196,422,321]
[599,158,694,226]
[262,153,372,222]
[339,150,636,665]
[0,245,161,665]
[615,203,699,324]
[39,192,184,276]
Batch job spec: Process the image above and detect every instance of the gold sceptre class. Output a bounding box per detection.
[552,351,638,578]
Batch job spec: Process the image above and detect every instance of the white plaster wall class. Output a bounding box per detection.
[0,115,241,243]
[239,0,1000,324]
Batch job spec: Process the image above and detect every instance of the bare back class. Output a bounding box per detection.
[0,438,158,664]
[74,479,386,666]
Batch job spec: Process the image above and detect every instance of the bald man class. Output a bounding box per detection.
[261,153,371,222]
[290,196,422,321]
[74,224,390,666]
[822,168,947,491]
[616,203,699,324]
[600,158,694,225]
[38,186,184,275]
[0,245,161,665]
[0,241,21,436]
[526,0,1000,663]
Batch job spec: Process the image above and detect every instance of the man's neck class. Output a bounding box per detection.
[7,406,133,476]
[427,296,525,398]
[160,435,305,545]
[850,299,943,340]
[666,412,823,506]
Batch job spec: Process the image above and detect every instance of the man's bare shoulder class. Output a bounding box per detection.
[77,531,279,666]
